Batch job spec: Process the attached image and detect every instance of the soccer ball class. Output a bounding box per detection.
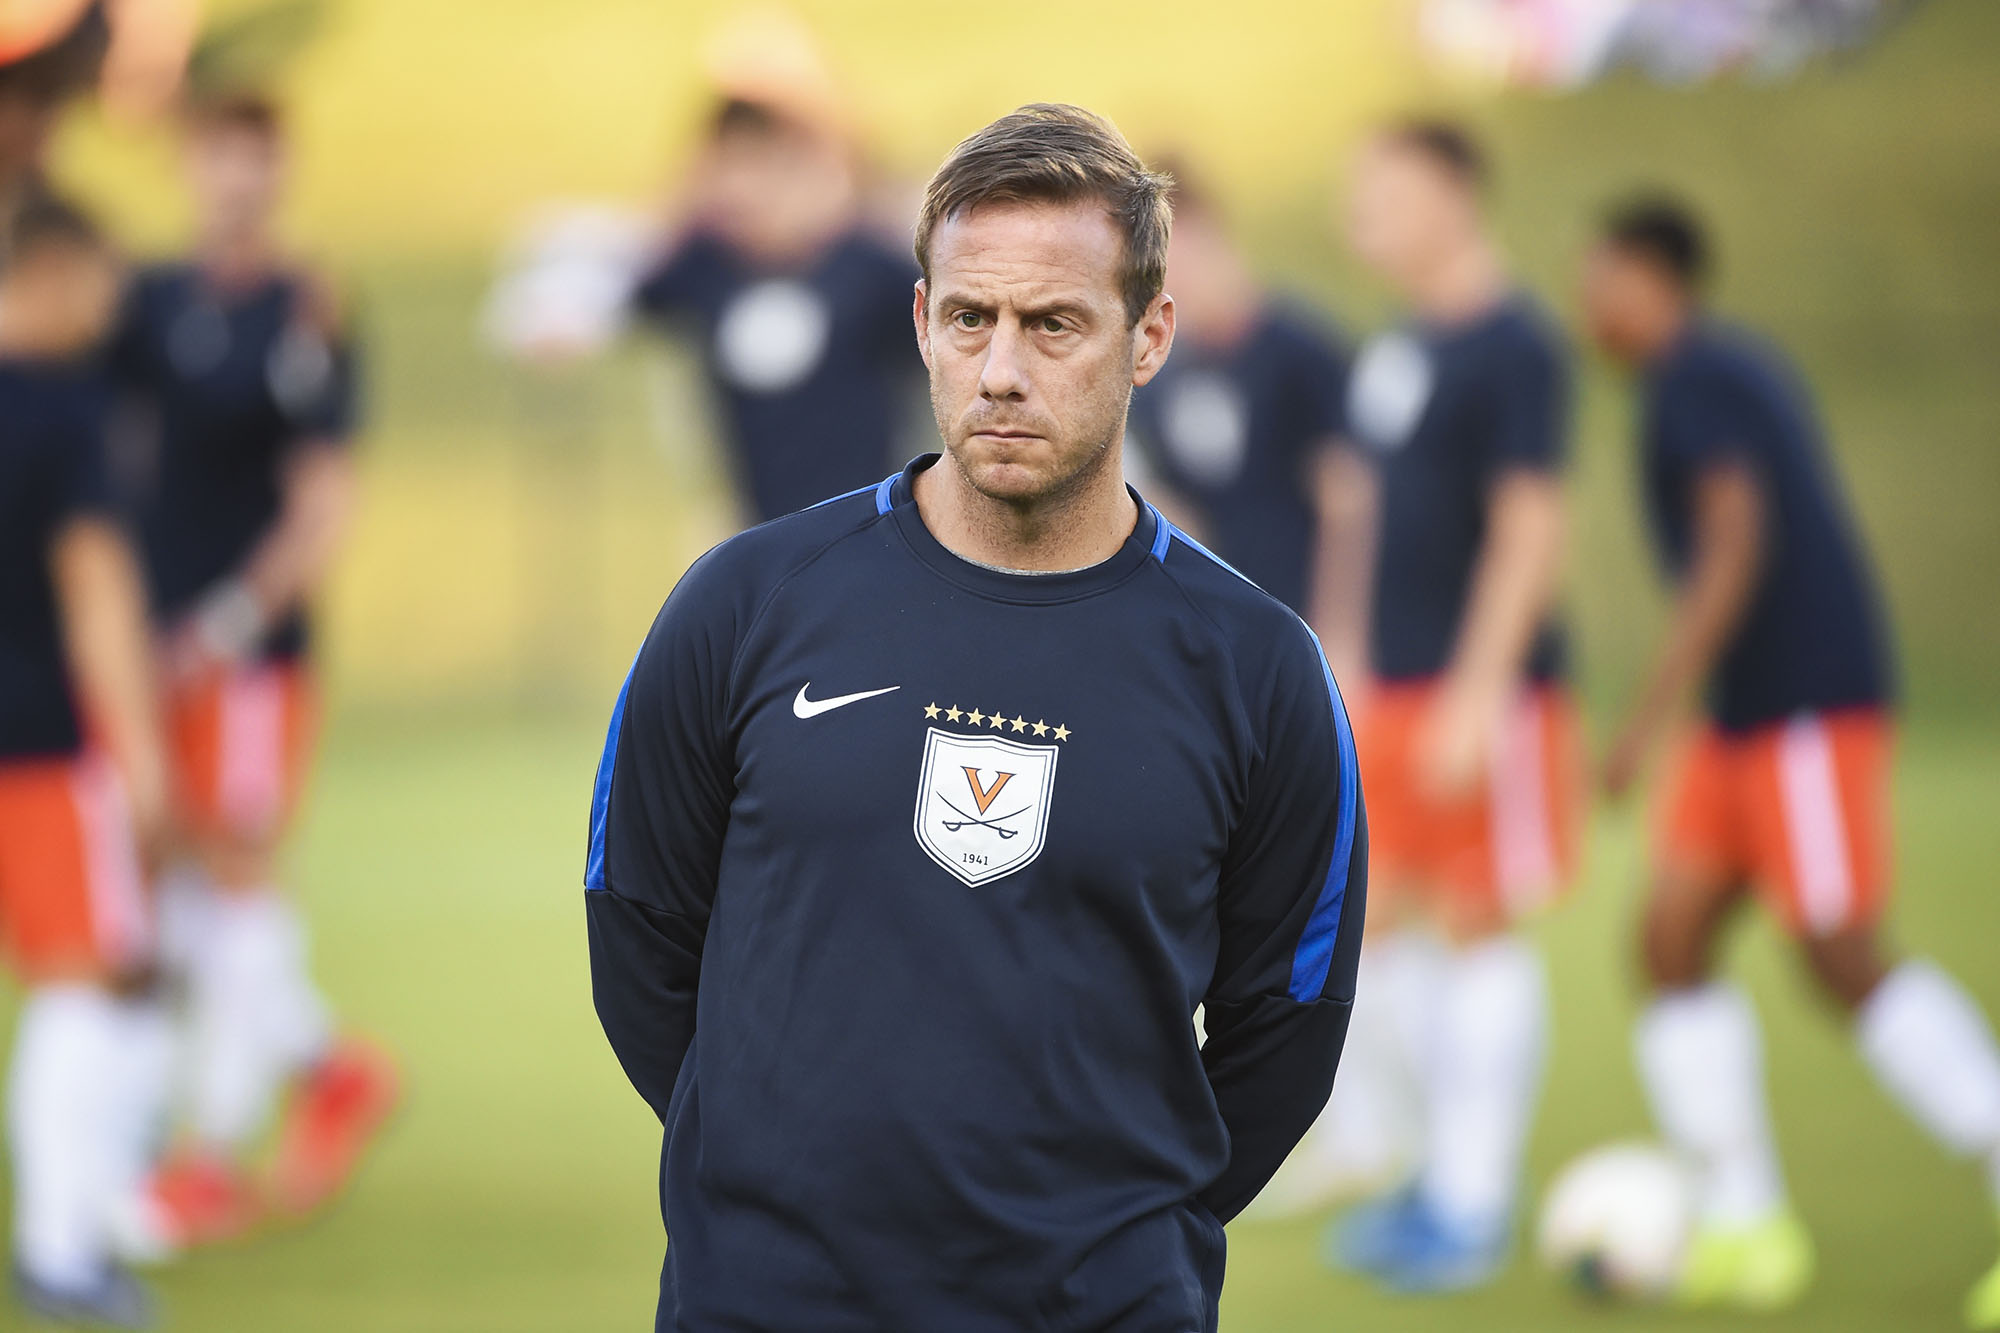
[1537,1142,1695,1300]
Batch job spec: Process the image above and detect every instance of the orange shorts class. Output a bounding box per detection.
[0,753,150,976]
[1356,680,1583,921]
[1656,710,1892,937]
[167,661,319,844]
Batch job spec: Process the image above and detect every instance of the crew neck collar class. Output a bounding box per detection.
[881,454,1164,604]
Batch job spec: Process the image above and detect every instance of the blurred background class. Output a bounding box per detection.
[10,0,1999,1327]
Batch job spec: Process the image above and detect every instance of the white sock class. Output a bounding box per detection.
[1857,960,2000,1201]
[106,997,174,1202]
[153,864,218,986]
[1636,982,1786,1227]
[187,891,333,1150]
[1418,934,1548,1235]
[1304,932,1439,1183]
[8,985,122,1286]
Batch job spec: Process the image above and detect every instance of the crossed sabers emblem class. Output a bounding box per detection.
[936,766,1030,838]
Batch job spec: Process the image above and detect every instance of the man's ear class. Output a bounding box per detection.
[1131,291,1175,388]
[912,279,932,370]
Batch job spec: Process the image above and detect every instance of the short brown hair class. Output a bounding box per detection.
[1380,116,1489,193]
[915,103,1172,326]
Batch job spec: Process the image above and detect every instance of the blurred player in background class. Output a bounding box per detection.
[107,91,395,1251]
[0,1,108,238]
[1584,196,2000,1325]
[625,83,919,524]
[0,195,166,1330]
[1125,164,1368,640]
[1321,119,1580,1291]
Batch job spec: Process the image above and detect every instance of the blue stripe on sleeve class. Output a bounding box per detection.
[1286,625,1361,1003]
[584,660,637,892]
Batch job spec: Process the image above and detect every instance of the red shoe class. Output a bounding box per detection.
[266,1037,401,1219]
[144,1151,262,1249]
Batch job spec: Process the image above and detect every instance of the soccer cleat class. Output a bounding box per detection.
[143,1151,262,1249]
[1676,1211,1814,1311]
[1968,1252,2000,1329]
[13,1261,155,1329]
[1325,1187,1426,1275]
[1373,1202,1508,1293]
[266,1037,401,1219]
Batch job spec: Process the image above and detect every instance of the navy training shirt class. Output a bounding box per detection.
[1127,302,1350,615]
[0,361,115,759]
[1345,292,1571,682]
[586,455,1366,1332]
[1641,320,1893,731]
[632,227,921,523]
[107,262,360,660]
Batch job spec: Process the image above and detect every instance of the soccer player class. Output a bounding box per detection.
[106,93,394,1247]
[1584,196,2000,1324]
[628,91,921,524]
[0,195,164,1329]
[587,104,1366,1331]
[1124,165,1364,631]
[1322,119,1580,1290]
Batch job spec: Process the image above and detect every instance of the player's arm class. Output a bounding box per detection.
[51,517,169,859]
[1422,468,1566,793]
[1198,631,1367,1223]
[1602,459,1764,796]
[1306,442,1376,693]
[585,565,737,1122]
[179,285,360,668]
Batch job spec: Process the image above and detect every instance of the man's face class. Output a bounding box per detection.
[0,241,120,358]
[704,123,852,262]
[1345,139,1465,290]
[916,199,1173,507]
[185,121,285,238]
[1580,241,1666,365]
[0,87,60,186]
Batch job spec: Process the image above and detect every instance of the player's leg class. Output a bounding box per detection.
[151,663,394,1242]
[1635,726,1811,1310]
[1764,713,2000,1327]
[0,758,159,1327]
[1333,686,1576,1291]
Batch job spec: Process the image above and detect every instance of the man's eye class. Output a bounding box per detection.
[1039,317,1066,334]
[954,311,983,329]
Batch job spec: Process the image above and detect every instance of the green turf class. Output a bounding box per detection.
[4,706,1985,1330]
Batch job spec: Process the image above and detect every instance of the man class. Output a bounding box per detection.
[106,92,394,1248]
[1322,119,1579,1291]
[1125,166,1364,629]
[629,92,921,524]
[0,195,164,1330]
[1584,195,2000,1325]
[587,104,1366,1331]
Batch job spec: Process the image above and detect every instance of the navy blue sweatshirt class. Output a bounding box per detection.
[586,455,1366,1332]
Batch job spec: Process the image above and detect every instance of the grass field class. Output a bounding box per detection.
[2,705,1979,1331]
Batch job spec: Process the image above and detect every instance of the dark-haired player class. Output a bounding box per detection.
[1126,166,1364,631]
[1585,196,2000,1323]
[0,196,164,1329]
[106,93,395,1249]
[629,93,920,524]
[588,104,1365,1331]
[1323,119,1581,1291]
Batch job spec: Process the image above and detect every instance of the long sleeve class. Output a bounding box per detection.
[1198,624,1367,1222]
[584,565,738,1122]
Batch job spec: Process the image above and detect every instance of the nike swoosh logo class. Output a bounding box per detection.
[792,683,901,719]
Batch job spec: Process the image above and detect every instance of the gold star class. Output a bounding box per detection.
[944,705,962,723]
[923,702,940,719]
[966,707,985,727]
[1031,719,1049,737]
[987,710,1006,729]
[1010,715,1027,733]
[1053,724,1071,742]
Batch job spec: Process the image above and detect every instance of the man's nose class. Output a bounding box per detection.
[978,322,1029,402]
